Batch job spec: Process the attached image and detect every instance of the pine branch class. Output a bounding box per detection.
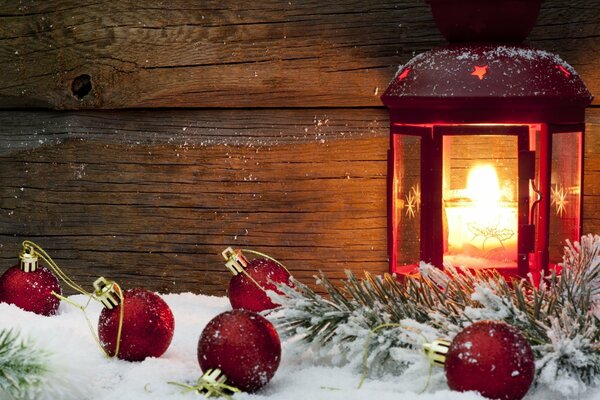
[270,272,442,375]
[0,328,52,400]
[271,234,600,396]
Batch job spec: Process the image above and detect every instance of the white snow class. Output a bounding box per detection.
[1,292,599,400]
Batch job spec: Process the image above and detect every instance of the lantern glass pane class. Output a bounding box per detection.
[393,134,421,266]
[442,134,519,270]
[549,132,582,264]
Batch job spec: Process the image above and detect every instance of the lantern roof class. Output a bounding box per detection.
[381,44,593,124]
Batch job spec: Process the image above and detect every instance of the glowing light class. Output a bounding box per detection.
[466,165,501,205]
[398,68,411,81]
[471,65,488,80]
[445,164,517,260]
[556,65,571,78]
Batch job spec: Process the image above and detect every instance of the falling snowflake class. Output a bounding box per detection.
[551,185,568,217]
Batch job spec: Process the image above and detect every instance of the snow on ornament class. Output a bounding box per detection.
[96,277,175,361]
[2,241,176,362]
[0,243,61,316]
[196,309,281,394]
[423,320,535,400]
[222,247,292,313]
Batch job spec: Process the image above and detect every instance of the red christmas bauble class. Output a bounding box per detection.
[197,309,281,392]
[0,265,61,316]
[98,288,175,362]
[445,320,535,400]
[229,258,291,312]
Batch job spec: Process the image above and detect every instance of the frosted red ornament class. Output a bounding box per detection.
[223,248,292,313]
[97,279,175,362]
[197,309,281,392]
[442,320,535,400]
[0,247,61,316]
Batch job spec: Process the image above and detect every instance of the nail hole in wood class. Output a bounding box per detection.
[71,74,92,99]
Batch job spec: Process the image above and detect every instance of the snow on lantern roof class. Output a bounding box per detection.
[381,44,593,124]
[382,0,593,124]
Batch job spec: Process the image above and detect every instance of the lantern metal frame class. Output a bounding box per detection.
[383,43,592,280]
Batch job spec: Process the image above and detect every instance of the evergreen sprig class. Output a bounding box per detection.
[270,234,600,396]
[0,328,51,400]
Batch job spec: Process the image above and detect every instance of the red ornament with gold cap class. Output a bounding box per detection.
[0,244,61,316]
[423,320,535,400]
[96,277,175,362]
[222,247,292,313]
[196,309,281,395]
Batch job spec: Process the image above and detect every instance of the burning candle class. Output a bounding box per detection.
[444,164,518,267]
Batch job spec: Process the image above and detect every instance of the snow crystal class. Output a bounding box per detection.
[386,44,589,99]
[0,292,599,400]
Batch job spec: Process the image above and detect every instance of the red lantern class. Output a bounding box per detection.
[382,0,593,282]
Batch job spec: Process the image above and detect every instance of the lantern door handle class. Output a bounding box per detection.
[530,180,542,225]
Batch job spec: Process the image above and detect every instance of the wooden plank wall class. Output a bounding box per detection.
[0,0,599,294]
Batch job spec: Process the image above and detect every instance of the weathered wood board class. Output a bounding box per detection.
[1,107,599,294]
[0,0,598,109]
[0,109,389,293]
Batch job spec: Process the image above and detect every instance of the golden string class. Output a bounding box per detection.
[112,283,125,358]
[22,240,88,295]
[168,378,241,399]
[21,241,125,359]
[240,248,291,274]
[358,323,433,394]
[240,268,267,292]
[235,248,291,297]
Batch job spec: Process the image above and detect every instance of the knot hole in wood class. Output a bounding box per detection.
[71,74,92,100]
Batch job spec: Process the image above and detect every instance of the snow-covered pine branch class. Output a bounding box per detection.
[0,326,89,400]
[0,328,53,400]
[271,235,600,396]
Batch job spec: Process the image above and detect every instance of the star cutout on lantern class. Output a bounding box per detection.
[471,65,488,80]
[551,184,568,217]
[556,65,571,78]
[405,190,417,219]
[398,68,411,81]
[411,184,421,212]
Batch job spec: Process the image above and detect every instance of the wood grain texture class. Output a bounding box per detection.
[0,0,598,109]
[0,108,389,294]
[1,107,600,294]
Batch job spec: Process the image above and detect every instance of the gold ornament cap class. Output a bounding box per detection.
[19,245,38,272]
[93,277,122,309]
[423,339,450,367]
[222,247,248,276]
[197,369,240,398]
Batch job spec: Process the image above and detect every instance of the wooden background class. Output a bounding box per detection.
[0,0,599,294]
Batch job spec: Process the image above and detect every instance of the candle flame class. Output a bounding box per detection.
[466,165,501,206]
[445,164,517,264]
